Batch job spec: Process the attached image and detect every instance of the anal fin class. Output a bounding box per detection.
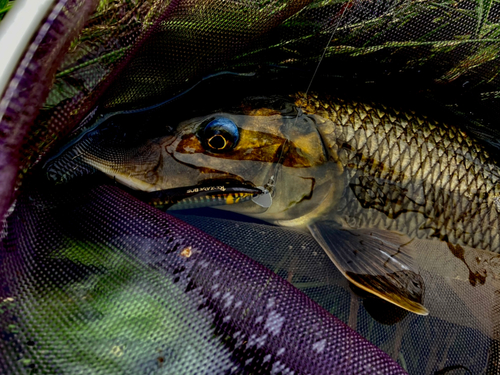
[308,221,429,315]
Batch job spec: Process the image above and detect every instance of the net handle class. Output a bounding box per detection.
[0,0,54,99]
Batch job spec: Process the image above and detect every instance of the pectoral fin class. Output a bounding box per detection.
[308,221,429,315]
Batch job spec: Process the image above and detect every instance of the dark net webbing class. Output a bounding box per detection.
[0,0,99,223]
[2,0,500,374]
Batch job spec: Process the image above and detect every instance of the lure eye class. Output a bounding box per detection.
[201,117,239,152]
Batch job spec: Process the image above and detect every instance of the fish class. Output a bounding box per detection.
[44,91,500,316]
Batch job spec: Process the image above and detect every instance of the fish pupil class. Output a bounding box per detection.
[201,117,239,153]
[208,134,227,149]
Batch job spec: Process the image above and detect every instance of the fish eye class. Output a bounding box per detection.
[201,117,239,152]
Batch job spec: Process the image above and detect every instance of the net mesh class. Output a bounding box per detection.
[1,0,500,373]
[1,183,407,374]
[174,212,495,374]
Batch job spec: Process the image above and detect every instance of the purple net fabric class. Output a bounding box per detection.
[1,0,500,373]
[0,183,407,374]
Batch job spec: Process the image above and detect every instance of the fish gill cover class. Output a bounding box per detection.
[1,0,500,374]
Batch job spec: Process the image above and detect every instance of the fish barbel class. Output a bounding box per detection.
[45,92,500,315]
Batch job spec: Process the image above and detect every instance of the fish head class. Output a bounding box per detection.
[47,95,343,224]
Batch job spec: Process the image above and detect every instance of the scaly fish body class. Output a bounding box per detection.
[294,93,500,253]
[46,92,500,314]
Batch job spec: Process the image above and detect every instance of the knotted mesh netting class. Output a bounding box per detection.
[1,0,500,373]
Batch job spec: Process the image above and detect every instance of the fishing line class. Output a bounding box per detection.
[260,0,354,202]
[301,0,354,102]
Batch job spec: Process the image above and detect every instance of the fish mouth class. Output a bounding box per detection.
[137,180,264,210]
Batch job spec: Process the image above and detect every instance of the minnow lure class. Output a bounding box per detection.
[143,185,263,210]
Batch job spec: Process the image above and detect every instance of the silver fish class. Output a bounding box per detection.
[45,92,500,316]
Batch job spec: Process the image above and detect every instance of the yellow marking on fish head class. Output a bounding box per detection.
[283,131,328,168]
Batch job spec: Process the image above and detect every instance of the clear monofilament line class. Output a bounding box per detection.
[265,0,354,195]
[301,0,354,101]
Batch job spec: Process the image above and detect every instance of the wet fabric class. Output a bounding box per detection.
[1,0,500,374]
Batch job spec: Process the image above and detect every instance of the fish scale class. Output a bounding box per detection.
[293,93,500,252]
